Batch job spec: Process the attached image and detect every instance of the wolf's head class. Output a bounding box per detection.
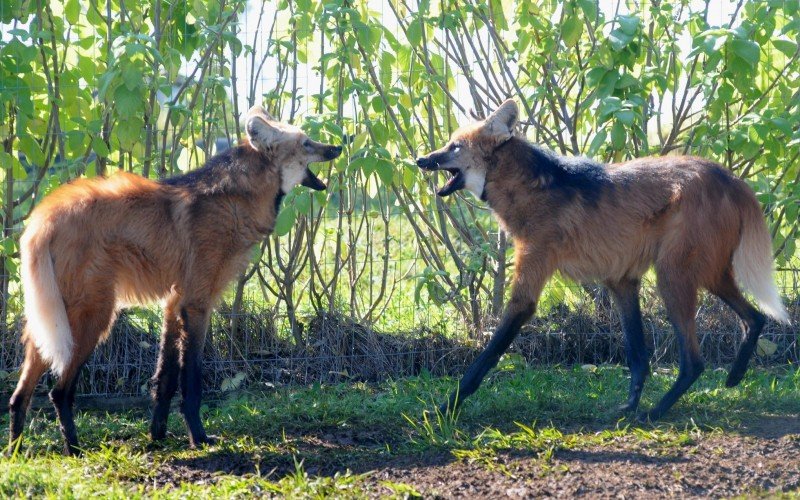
[245,105,342,193]
[415,99,518,199]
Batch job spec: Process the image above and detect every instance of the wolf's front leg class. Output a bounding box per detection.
[440,252,550,414]
[178,304,214,447]
[150,295,183,441]
[440,299,535,414]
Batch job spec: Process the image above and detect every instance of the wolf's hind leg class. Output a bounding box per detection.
[8,336,48,454]
[709,270,766,388]
[50,302,114,456]
[644,271,704,422]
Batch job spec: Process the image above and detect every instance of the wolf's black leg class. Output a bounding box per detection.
[179,305,213,447]
[150,308,182,441]
[607,279,649,413]
[708,271,767,387]
[440,299,535,414]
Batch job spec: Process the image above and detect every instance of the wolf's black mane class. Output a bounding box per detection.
[161,146,286,213]
[159,148,239,189]
[499,137,611,205]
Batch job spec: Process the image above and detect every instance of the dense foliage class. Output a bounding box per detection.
[1,0,798,340]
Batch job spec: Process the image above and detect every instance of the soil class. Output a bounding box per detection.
[146,415,800,498]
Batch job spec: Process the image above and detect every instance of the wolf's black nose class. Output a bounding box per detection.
[416,157,433,170]
[326,145,343,159]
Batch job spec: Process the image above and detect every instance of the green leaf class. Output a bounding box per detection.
[407,18,422,47]
[92,136,110,158]
[597,97,622,118]
[718,84,735,103]
[608,29,633,51]
[577,0,597,19]
[585,67,607,87]
[598,71,619,97]
[561,16,583,47]
[372,121,389,146]
[122,65,143,91]
[772,39,797,57]
[354,20,373,52]
[611,121,626,150]
[65,0,80,24]
[348,156,372,175]
[294,191,311,214]
[66,130,86,153]
[756,338,778,357]
[615,109,635,125]
[617,15,640,36]
[374,158,394,185]
[274,206,297,237]
[587,129,607,156]
[730,39,760,67]
[97,69,119,101]
[0,152,26,180]
[114,85,142,118]
[615,73,638,89]
[115,117,143,150]
[18,135,45,166]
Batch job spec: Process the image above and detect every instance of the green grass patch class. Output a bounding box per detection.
[1,365,798,497]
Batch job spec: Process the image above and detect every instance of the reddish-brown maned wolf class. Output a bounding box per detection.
[8,106,342,455]
[416,99,790,421]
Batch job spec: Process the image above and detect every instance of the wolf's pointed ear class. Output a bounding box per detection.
[245,114,282,149]
[484,99,518,142]
[246,105,276,122]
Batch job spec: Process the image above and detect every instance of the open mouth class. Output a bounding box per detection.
[301,168,326,191]
[436,168,465,197]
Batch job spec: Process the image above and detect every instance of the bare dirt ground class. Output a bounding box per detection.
[149,416,800,498]
[371,423,800,498]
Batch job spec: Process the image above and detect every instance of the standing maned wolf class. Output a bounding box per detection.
[8,106,341,455]
[416,99,790,421]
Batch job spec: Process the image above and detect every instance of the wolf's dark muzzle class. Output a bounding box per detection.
[324,145,343,160]
[416,156,438,171]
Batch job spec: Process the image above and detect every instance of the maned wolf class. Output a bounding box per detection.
[8,105,342,455]
[416,99,790,421]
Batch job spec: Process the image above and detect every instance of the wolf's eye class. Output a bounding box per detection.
[451,143,462,154]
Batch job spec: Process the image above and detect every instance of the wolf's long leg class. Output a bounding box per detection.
[8,336,48,454]
[150,293,183,441]
[440,250,551,414]
[50,302,114,456]
[607,278,649,413]
[709,269,766,388]
[178,304,212,447]
[645,271,704,422]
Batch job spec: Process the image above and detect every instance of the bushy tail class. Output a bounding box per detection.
[20,221,73,377]
[733,203,791,324]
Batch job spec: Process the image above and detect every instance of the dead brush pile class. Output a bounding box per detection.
[1,295,796,399]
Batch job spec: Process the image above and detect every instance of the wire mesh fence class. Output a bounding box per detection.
[1,0,799,400]
[1,277,797,399]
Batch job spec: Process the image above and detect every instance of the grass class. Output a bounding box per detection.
[1,364,799,497]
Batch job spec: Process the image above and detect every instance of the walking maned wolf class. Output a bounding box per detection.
[416,99,790,421]
[8,105,342,455]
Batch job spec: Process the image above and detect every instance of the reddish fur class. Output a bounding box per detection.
[9,104,341,454]
[10,144,284,454]
[421,101,786,419]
